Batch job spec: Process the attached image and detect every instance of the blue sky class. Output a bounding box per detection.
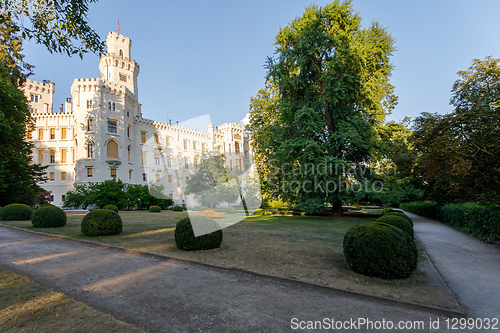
[22,0,500,127]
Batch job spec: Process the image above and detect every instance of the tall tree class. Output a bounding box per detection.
[412,57,500,204]
[0,64,46,205]
[248,1,397,216]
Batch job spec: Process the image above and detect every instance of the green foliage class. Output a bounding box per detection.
[173,205,183,212]
[343,222,418,279]
[412,57,500,204]
[225,207,236,214]
[438,203,500,245]
[63,179,174,210]
[174,216,223,251]
[102,204,118,212]
[248,1,397,216]
[0,203,32,221]
[149,205,161,213]
[400,201,438,219]
[254,208,264,216]
[0,65,47,206]
[31,205,66,228]
[385,211,413,226]
[376,215,414,239]
[81,209,123,236]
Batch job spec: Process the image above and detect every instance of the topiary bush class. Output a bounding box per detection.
[225,207,236,214]
[31,205,67,228]
[175,216,223,251]
[149,205,161,212]
[173,205,183,212]
[0,204,33,221]
[376,215,414,239]
[102,204,119,212]
[343,222,418,279]
[385,211,413,226]
[81,209,123,236]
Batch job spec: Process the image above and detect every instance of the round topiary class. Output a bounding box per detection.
[31,205,67,228]
[385,211,413,226]
[173,205,183,212]
[0,204,33,221]
[149,205,161,212]
[376,215,414,239]
[343,222,418,279]
[81,209,123,236]
[225,207,236,214]
[102,204,119,212]
[174,216,223,251]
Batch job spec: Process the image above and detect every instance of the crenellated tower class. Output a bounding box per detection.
[98,32,140,97]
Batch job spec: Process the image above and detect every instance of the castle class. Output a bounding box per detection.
[23,31,253,207]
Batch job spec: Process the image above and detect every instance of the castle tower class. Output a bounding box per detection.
[98,32,140,96]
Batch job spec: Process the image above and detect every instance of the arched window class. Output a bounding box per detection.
[108,102,111,111]
[87,141,94,158]
[119,49,123,57]
[127,145,131,162]
[107,140,119,158]
[112,103,116,112]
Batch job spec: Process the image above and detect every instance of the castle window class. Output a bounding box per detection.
[168,175,172,182]
[108,102,111,111]
[38,128,44,140]
[127,126,130,138]
[38,149,44,163]
[154,133,159,144]
[127,145,131,162]
[141,132,146,143]
[142,152,146,165]
[27,131,33,140]
[154,154,160,165]
[127,110,130,117]
[87,118,93,131]
[50,128,55,140]
[167,155,171,168]
[183,140,188,150]
[87,141,94,158]
[235,142,240,154]
[107,121,117,133]
[62,194,65,201]
[50,150,55,163]
[49,172,55,181]
[61,149,67,163]
[119,49,123,57]
[119,73,127,82]
[86,100,92,109]
[110,168,117,178]
[61,128,67,139]
[107,140,119,158]
[143,173,147,181]
[112,103,116,111]
[61,172,66,181]
[156,174,160,182]
[184,157,189,170]
[192,141,197,150]
[166,136,171,148]
[202,143,206,152]
[194,156,198,168]
[128,64,131,70]
[87,168,93,177]
[30,94,39,103]
[129,170,132,179]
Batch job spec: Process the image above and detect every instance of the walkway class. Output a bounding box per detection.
[0,226,458,332]
[406,211,500,319]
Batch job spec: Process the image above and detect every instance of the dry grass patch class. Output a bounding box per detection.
[0,268,145,332]
[2,210,458,310]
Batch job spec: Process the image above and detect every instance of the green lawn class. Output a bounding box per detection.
[1,210,458,309]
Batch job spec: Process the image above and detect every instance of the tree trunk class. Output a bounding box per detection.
[330,199,343,218]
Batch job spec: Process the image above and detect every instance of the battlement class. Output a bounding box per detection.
[23,78,55,92]
[106,31,132,60]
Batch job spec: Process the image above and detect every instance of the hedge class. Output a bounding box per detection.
[0,204,33,221]
[400,201,438,219]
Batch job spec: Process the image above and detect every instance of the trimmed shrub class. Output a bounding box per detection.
[149,205,161,212]
[0,204,33,221]
[81,209,123,236]
[225,207,236,214]
[103,204,119,212]
[376,215,414,239]
[175,216,223,251]
[343,222,418,279]
[385,211,413,226]
[254,208,264,216]
[173,205,183,212]
[400,201,438,219]
[31,205,67,228]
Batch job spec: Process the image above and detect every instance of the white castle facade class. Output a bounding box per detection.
[23,31,253,207]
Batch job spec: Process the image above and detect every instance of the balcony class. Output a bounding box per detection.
[106,156,121,165]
